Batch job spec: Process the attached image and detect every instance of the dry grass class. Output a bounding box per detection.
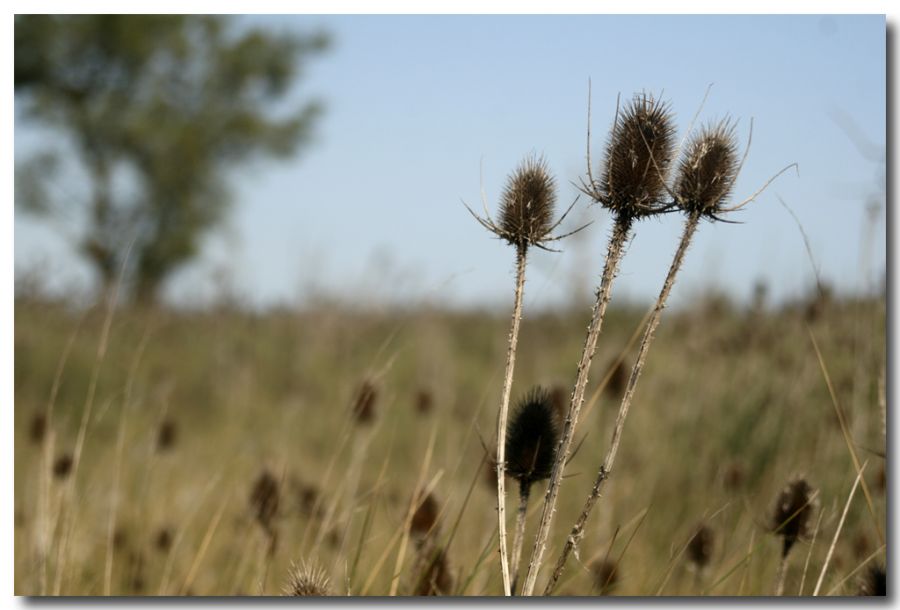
[13,291,886,595]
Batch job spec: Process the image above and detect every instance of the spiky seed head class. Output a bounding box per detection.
[284,559,330,596]
[771,476,817,558]
[590,558,619,595]
[686,524,714,569]
[858,564,886,596]
[498,155,557,250]
[599,92,676,218]
[675,121,740,217]
[410,492,440,541]
[547,385,568,429]
[505,387,561,489]
[250,468,280,530]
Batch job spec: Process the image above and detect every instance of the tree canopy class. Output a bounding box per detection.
[15,15,329,302]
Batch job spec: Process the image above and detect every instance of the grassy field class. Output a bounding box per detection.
[13,290,886,596]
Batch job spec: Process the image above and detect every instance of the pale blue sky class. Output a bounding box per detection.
[14,14,886,310]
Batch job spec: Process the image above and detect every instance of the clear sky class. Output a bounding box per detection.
[14,14,887,310]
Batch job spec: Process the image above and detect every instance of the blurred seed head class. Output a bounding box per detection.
[547,384,568,428]
[598,92,676,218]
[722,460,746,492]
[415,388,434,415]
[771,476,817,558]
[605,358,628,400]
[284,559,330,596]
[250,468,280,531]
[53,452,73,480]
[113,526,129,551]
[410,492,440,541]
[351,380,378,424]
[156,418,177,452]
[686,523,715,570]
[414,548,453,596]
[498,155,557,251]
[858,564,886,596]
[590,558,619,595]
[154,527,173,553]
[505,387,561,489]
[675,121,740,217]
[29,412,47,445]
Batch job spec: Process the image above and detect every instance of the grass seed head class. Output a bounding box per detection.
[675,120,740,217]
[771,476,817,558]
[284,559,330,596]
[498,155,557,251]
[599,92,676,218]
[505,387,561,490]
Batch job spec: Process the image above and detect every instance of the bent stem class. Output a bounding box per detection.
[521,216,633,596]
[509,482,531,595]
[544,212,701,595]
[496,247,528,596]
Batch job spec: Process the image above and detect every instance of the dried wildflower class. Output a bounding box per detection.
[154,527,173,553]
[771,477,817,558]
[858,564,886,596]
[686,524,714,570]
[505,388,560,488]
[52,453,73,480]
[351,380,378,424]
[284,559,330,596]
[250,469,280,531]
[675,121,740,219]
[156,418,177,452]
[590,558,619,595]
[587,91,676,219]
[415,388,434,415]
[29,412,47,445]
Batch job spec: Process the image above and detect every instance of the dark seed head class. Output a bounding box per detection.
[351,380,378,424]
[410,492,440,541]
[686,524,714,569]
[156,418,177,452]
[498,155,557,251]
[605,359,628,400]
[675,121,740,217]
[547,385,568,428]
[599,92,676,218]
[154,527,173,553]
[29,412,47,445]
[771,476,817,558]
[250,469,280,530]
[590,558,619,595]
[505,387,561,489]
[858,564,886,596]
[53,453,73,480]
[415,388,434,415]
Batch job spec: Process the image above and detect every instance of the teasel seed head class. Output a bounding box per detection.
[156,417,177,452]
[675,120,740,218]
[410,491,440,541]
[154,527,173,553]
[590,558,619,595]
[497,155,557,251]
[284,559,330,596]
[686,523,714,570]
[29,412,47,445]
[771,476,817,558]
[597,92,676,219]
[250,468,280,531]
[505,387,561,490]
[52,452,73,480]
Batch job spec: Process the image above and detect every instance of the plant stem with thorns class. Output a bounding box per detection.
[520,216,633,595]
[544,212,701,595]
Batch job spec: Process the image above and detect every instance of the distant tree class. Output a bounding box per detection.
[15,15,329,303]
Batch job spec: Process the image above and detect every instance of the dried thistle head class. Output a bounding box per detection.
[250,468,280,531]
[415,388,434,415]
[771,476,817,558]
[465,155,583,254]
[590,558,619,595]
[29,412,47,445]
[497,156,557,250]
[351,380,378,424]
[284,559,330,596]
[595,92,676,219]
[505,387,561,490]
[858,564,886,596]
[410,491,440,541]
[686,523,714,570]
[675,120,740,219]
[156,418,177,452]
[154,527,172,553]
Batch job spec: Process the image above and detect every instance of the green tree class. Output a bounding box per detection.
[15,15,329,303]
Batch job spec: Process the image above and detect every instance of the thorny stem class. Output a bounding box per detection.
[510,482,531,595]
[544,213,701,595]
[521,216,633,596]
[496,247,528,596]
